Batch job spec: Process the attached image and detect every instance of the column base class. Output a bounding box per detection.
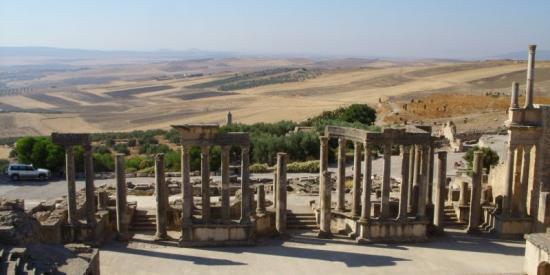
[317,230,332,239]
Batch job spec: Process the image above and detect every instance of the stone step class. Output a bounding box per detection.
[288,224,318,229]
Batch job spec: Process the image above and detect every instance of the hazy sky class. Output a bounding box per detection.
[1,0,549,58]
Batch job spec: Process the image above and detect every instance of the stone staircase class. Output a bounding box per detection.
[287,212,318,230]
[443,205,467,229]
[130,210,156,232]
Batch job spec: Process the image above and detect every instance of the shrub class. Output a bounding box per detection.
[463,146,500,173]
[250,163,270,173]
[287,160,320,173]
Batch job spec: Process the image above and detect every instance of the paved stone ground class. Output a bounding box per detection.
[100,230,525,275]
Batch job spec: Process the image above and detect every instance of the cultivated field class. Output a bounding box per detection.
[1,57,550,138]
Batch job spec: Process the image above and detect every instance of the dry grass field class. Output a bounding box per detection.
[1,58,550,138]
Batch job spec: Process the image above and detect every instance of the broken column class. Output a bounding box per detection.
[524,45,536,108]
[240,146,251,224]
[467,151,483,233]
[459,181,468,205]
[83,144,96,225]
[275,153,287,234]
[511,82,519,108]
[155,153,168,240]
[519,145,533,217]
[115,154,128,241]
[221,146,231,221]
[337,137,346,212]
[256,184,266,215]
[201,145,210,223]
[398,145,410,221]
[352,142,362,218]
[380,142,392,219]
[181,145,192,227]
[433,151,447,232]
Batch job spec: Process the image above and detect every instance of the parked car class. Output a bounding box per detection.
[6,164,50,181]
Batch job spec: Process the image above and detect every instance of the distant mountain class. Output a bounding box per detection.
[488,49,550,60]
[0,46,235,61]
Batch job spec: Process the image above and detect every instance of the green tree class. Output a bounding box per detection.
[15,137,64,172]
[463,146,500,174]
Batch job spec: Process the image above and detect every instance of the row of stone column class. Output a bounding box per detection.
[180,145,252,226]
[503,143,533,218]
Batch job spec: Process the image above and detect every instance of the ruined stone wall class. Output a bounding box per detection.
[539,106,550,192]
[488,162,507,201]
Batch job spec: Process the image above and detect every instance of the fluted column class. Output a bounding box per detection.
[240,146,251,224]
[115,154,128,240]
[519,144,532,217]
[181,145,192,226]
[352,142,362,218]
[337,137,346,211]
[276,153,287,234]
[360,143,372,222]
[65,146,77,225]
[434,151,447,230]
[417,145,429,219]
[467,151,483,233]
[221,146,230,222]
[380,143,392,219]
[502,143,516,217]
[83,144,95,225]
[200,146,210,223]
[398,145,410,221]
[154,154,168,240]
[524,45,536,109]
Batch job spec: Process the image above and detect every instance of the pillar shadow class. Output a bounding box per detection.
[284,231,408,251]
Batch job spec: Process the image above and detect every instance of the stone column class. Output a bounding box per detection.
[380,143,392,219]
[97,191,108,210]
[181,145,192,226]
[467,151,483,233]
[240,146,251,224]
[398,145,410,221]
[428,145,435,205]
[433,151,447,231]
[200,145,210,223]
[352,142,362,218]
[256,184,266,215]
[414,145,421,186]
[519,144,532,217]
[273,171,278,210]
[64,146,77,226]
[502,143,516,217]
[275,153,287,234]
[154,154,168,240]
[221,146,230,222]
[459,181,468,205]
[360,143,373,222]
[337,137,346,211]
[318,170,332,238]
[524,45,536,109]
[510,82,519,108]
[115,154,128,240]
[319,136,329,178]
[407,145,416,212]
[417,145,429,219]
[83,144,96,225]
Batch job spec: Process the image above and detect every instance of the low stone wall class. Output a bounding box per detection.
[524,233,550,275]
[180,223,255,247]
[493,216,532,238]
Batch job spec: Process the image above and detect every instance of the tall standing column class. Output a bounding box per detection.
[417,145,429,219]
[412,145,422,213]
[275,153,287,234]
[467,151,483,233]
[240,146,251,224]
[524,45,536,109]
[115,154,128,240]
[407,146,416,212]
[337,137,346,211]
[398,145,410,221]
[83,144,96,225]
[352,142,362,218]
[319,171,332,238]
[200,145,210,223]
[519,145,532,217]
[154,154,168,240]
[65,146,77,225]
[380,143,392,219]
[427,145,435,205]
[221,146,231,222]
[181,145,192,226]
[502,143,516,217]
[360,143,372,222]
[433,151,447,231]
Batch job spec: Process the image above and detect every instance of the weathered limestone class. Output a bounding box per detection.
[417,145,429,219]
[352,142,362,217]
[83,145,95,225]
[240,146,251,224]
[467,151,483,233]
[459,181,468,205]
[380,143,392,219]
[154,154,168,240]
[337,137,346,212]
[427,145,435,205]
[181,146,192,226]
[519,145,532,217]
[503,144,516,217]
[524,45,536,109]
[399,145,410,221]
[65,146,77,226]
[318,170,332,238]
[221,146,231,221]
[201,145,211,223]
[433,151,447,231]
[256,184,266,215]
[360,143,373,222]
[407,146,416,212]
[275,153,287,234]
[115,154,128,241]
[511,82,519,109]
